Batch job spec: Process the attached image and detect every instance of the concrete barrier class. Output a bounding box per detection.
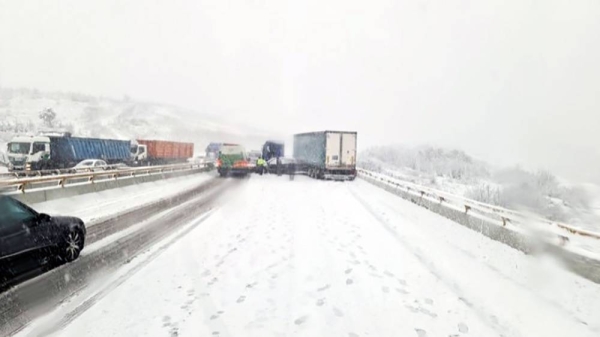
[360,173,600,284]
[8,168,211,205]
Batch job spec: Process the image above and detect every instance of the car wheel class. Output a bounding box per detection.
[60,229,84,262]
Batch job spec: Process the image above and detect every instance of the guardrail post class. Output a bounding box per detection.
[501,217,508,227]
[465,205,471,214]
[18,183,27,193]
[58,178,66,188]
[439,196,445,204]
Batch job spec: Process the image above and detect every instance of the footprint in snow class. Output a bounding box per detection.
[418,307,437,318]
[458,322,469,333]
[237,295,246,303]
[346,278,354,285]
[396,287,409,295]
[333,307,344,317]
[294,315,308,325]
[345,268,353,274]
[348,333,360,337]
[415,328,428,337]
[316,298,326,306]
[317,284,331,292]
[424,298,433,305]
[382,286,390,294]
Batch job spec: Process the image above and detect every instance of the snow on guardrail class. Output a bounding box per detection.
[0,163,209,193]
[358,168,600,244]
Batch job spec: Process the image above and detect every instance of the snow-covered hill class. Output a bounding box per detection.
[0,88,274,155]
[360,145,600,231]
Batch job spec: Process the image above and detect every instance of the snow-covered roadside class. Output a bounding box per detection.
[349,180,600,335]
[32,172,215,225]
[49,175,600,337]
[16,209,217,337]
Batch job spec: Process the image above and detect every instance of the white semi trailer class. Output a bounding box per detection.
[293,131,357,181]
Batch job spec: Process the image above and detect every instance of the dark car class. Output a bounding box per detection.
[0,196,86,282]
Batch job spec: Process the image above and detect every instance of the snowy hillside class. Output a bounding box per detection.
[359,145,600,231]
[0,88,273,154]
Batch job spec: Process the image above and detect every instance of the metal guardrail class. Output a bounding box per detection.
[358,168,600,242]
[0,164,134,179]
[0,163,208,193]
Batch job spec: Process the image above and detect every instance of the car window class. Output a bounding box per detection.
[0,197,36,230]
[79,161,93,167]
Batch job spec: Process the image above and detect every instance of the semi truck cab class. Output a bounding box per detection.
[130,142,148,163]
[6,136,51,171]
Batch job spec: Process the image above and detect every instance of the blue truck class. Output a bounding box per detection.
[262,141,285,161]
[6,134,131,171]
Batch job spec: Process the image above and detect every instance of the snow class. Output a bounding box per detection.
[32,172,215,225]
[0,88,273,154]
[44,175,600,337]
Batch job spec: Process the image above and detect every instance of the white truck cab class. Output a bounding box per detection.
[6,136,51,171]
[130,141,148,164]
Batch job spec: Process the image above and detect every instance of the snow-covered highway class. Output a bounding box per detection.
[9,175,598,337]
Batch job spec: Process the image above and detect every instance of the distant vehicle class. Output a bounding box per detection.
[294,131,357,180]
[247,150,261,165]
[262,141,285,161]
[0,196,86,283]
[217,144,250,177]
[6,135,130,172]
[73,159,108,172]
[205,142,223,160]
[130,139,194,166]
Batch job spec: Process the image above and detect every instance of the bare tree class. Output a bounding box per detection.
[39,107,57,127]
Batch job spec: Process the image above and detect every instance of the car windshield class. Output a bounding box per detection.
[2,2,599,337]
[7,142,31,154]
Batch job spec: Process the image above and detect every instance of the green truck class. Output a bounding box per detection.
[217,144,251,177]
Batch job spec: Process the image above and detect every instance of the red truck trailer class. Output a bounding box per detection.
[131,139,194,166]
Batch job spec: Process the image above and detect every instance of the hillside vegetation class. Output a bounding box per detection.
[0,87,270,157]
[359,145,598,230]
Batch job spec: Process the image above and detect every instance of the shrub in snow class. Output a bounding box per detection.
[466,183,504,206]
[39,107,57,127]
[360,145,489,182]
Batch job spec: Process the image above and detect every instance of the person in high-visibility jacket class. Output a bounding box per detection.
[256,157,267,175]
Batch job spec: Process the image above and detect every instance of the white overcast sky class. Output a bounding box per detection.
[1,0,599,181]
